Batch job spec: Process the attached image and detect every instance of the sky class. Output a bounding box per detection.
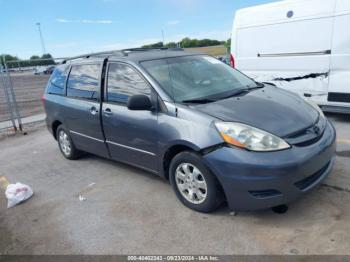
[0,0,277,59]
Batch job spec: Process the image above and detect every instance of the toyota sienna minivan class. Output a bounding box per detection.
[43,48,336,213]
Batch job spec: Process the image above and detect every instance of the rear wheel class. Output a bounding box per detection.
[169,151,223,213]
[56,125,81,160]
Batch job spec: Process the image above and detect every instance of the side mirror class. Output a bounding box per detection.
[127,94,152,111]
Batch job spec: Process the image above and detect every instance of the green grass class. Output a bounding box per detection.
[185,45,228,56]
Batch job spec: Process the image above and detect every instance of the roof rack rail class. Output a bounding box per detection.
[61,47,184,63]
[122,47,184,52]
[61,50,125,64]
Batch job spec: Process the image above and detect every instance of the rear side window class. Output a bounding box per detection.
[47,65,69,95]
[106,63,150,104]
[67,64,100,100]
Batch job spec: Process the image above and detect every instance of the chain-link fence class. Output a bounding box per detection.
[0,57,59,131]
[8,68,51,117]
[0,69,11,122]
[0,61,22,131]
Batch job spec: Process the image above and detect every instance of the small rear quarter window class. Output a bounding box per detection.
[47,65,69,95]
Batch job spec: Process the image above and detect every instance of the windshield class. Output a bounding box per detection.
[141,55,258,103]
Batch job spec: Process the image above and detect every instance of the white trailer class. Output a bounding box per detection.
[230,0,350,113]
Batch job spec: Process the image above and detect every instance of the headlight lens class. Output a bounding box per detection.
[306,99,325,119]
[215,122,290,151]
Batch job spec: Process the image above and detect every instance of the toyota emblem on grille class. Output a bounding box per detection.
[313,126,320,135]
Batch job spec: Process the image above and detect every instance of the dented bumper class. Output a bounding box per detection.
[203,120,336,211]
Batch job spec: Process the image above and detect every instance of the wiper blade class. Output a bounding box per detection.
[182,83,265,104]
[181,98,216,104]
[216,88,249,100]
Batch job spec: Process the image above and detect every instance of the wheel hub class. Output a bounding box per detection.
[58,130,71,156]
[175,163,208,204]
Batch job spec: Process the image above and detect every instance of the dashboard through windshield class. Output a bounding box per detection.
[141,55,257,103]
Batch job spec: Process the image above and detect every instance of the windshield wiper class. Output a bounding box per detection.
[215,88,250,100]
[182,82,265,104]
[181,98,216,104]
[213,84,263,101]
[247,82,265,89]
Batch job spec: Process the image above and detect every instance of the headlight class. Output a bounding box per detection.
[215,122,290,152]
[306,99,325,119]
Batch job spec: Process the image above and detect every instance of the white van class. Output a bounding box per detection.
[230,0,350,113]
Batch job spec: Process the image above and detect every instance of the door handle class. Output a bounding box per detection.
[103,108,113,116]
[89,106,98,115]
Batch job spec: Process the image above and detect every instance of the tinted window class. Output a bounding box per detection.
[107,63,150,104]
[67,64,100,100]
[47,65,69,95]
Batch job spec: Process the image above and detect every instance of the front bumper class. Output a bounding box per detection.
[203,120,336,211]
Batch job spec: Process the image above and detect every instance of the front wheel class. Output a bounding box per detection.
[169,151,223,213]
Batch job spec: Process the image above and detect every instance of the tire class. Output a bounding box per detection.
[169,151,224,213]
[56,125,81,160]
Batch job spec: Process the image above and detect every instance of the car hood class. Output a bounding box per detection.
[192,86,319,137]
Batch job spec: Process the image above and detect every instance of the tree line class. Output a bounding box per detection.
[142,38,231,49]
[0,54,55,68]
[1,38,231,69]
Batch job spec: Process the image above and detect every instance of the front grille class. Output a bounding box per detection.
[293,134,323,147]
[285,117,326,147]
[294,161,330,190]
[249,189,282,199]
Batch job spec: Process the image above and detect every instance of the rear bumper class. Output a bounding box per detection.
[45,116,53,136]
[203,120,336,211]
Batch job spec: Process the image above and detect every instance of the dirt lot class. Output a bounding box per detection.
[186,45,227,56]
[0,114,349,255]
[0,72,49,122]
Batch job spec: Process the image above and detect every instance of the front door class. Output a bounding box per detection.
[102,62,158,172]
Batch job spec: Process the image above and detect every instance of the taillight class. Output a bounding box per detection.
[230,54,235,68]
[41,94,46,106]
